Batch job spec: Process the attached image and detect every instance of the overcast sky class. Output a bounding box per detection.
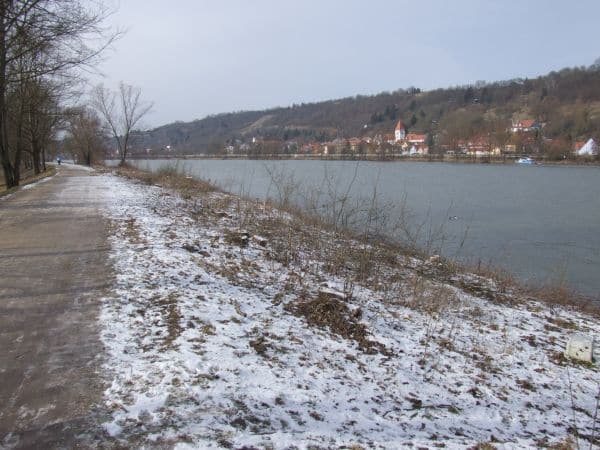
[94,0,600,127]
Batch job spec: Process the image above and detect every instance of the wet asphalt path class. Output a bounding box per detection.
[0,165,113,449]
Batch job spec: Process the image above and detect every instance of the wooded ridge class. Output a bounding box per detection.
[131,64,600,159]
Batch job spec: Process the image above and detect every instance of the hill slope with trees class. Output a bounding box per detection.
[131,63,600,159]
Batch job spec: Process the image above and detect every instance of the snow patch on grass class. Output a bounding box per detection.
[19,174,54,190]
[99,173,600,448]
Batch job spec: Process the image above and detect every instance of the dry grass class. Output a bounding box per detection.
[111,164,215,197]
[526,283,599,316]
[0,166,56,196]
[123,217,145,244]
[468,443,498,450]
[462,256,600,315]
[112,164,600,318]
[538,436,577,449]
[154,293,182,349]
[285,291,390,355]
[223,229,250,248]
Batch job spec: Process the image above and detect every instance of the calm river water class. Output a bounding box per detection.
[126,159,600,298]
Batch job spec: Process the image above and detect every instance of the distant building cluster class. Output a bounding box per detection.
[440,118,597,158]
[219,120,431,158]
[223,118,595,159]
[132,116,597,160]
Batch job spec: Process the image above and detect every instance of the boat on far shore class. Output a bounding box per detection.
[516,156,537,165]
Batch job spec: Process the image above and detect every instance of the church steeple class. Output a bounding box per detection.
[395,120,406,141]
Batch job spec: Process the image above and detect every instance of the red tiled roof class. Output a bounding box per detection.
[514,119,536,129]
[520,119,536,128]
[395,120,406,131]
[406,133,427,142]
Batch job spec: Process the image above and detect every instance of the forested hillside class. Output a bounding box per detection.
[131,64,600,158]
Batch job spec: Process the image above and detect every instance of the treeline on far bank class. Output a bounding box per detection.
[133,63,600,159]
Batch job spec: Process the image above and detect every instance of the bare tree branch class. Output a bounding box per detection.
[91,82,153,165]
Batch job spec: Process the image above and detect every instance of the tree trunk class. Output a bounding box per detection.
[12,118,24,186]
[30,132,42,174]
[120,136,128,166]
[0,6,16,188]
[32,144,41,174]
[0,104,15,186]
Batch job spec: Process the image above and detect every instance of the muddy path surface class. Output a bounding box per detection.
[0,165,114,449]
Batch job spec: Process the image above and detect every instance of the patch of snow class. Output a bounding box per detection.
[20,175,54,190]
[0,192,15,202]
[566,334,595,362]
[97,173,600,448]
[69,164,95,172]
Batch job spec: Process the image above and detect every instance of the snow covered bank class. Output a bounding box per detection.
[99,169,599,449]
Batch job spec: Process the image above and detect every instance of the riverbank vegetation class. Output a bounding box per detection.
[100,163,599,447]
[113,163,599,312]
[0,165,55,196]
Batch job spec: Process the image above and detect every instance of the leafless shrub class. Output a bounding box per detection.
[526,283,599,316]
[264,164,300,209]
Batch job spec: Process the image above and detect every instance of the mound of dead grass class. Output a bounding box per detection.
[112,164,215,197]
[285,291,391,355]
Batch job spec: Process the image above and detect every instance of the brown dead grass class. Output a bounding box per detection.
[0,166,56,196]
[224,230,250,248]
[123,217,145,244]
[112,164,215,196]
[468,444,498,450]
[526,283,599,316]
[285,291,390,355]
[155,293,182,349]
[112,164,600,318]
[538,436,577,449]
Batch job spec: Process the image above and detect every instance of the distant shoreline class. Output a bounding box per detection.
[120,154,600,167]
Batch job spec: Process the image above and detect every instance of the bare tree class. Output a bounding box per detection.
[92,82,152,165]
[24,79,66,173]
[487,117,510,155]
[64,106,106,166]
[0,0,119,188]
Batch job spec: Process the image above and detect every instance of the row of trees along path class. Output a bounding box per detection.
[0,1,153,189]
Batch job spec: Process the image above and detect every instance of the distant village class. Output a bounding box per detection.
[149,119,597,160]
[129,117,599,161]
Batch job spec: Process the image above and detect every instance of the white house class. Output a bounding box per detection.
[575,138,598,156]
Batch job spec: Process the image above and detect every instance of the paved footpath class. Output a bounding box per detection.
[0,165,113,449]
